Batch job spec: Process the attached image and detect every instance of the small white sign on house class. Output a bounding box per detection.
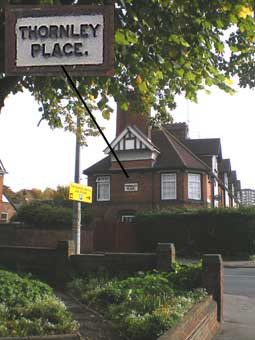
[124,183,138,192]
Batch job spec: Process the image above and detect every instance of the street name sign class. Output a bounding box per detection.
[5,5,114,76]
[69,183,92,203]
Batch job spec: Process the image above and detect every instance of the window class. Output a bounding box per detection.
[121,214,135,223]
[1,212,8,223]
[188,173,201,200]
[96,176,110,201]
[161,173,176,200]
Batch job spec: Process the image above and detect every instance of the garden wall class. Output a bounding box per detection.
[157,296,219,340]
[0,224,93,253]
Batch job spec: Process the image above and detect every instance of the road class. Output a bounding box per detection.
[224,267,255,297]
[214,267,255,340]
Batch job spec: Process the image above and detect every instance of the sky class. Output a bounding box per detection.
[0,84,255,192]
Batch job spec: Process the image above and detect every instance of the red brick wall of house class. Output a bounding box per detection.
[88,170,210,251]
[1,202,16,222]
[0,175,3,217]
[111,159,153,170]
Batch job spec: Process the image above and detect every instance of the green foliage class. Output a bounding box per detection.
[12,200,92,228]
[0,270,79,337]
[68,265,207,340]
[1,1,255,143]
[136,208,255,256]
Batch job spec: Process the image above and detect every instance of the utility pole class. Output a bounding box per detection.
[72,115,81,254]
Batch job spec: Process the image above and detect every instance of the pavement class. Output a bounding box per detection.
[214,261,255,340]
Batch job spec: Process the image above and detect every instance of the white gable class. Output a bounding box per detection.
[104,125,158,154]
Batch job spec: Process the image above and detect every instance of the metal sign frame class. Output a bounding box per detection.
[5,5,114,76]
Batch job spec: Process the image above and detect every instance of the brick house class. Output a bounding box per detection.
[0,160,8,222]
[83,106,240,251]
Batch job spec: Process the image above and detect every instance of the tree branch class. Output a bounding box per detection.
[0,76,20,111]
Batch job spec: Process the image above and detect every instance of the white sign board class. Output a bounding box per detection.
[16,15,104,67]
[5,5,114,76]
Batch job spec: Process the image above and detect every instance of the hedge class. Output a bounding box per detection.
[135,208,255,257]
[11,201,92,229]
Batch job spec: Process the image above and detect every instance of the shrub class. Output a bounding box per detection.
[0,270,79,337]
[135,208,255,256]
[68,264,207,340]
[12,201,92,228]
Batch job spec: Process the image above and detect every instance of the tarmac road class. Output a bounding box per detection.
[214,266,255,340]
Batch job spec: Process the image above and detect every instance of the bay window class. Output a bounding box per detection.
[188,173,201,200]
[161,173,176,200]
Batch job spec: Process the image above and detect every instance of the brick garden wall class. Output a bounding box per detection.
[157,296,219,340]
[0,242,223,339]
[0,224,93,253]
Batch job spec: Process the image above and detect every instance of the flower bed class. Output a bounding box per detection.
[67,262,207,340]
[0,269,79,337]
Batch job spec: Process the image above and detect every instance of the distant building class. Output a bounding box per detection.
[238,189,255,206]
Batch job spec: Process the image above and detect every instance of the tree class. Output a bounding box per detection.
[0,0,255,143]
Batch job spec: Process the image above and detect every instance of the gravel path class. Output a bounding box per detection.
[56,291,127,340]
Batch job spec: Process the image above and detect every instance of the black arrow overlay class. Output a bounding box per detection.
[61,66,129,178]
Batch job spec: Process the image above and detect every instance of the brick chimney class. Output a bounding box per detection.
[164,123,189,140]
[116,102,151,139]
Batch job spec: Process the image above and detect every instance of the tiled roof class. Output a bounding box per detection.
[152,128,210,171]
[236,180,241,191]
[219,159,231,173]
[229,170,237,183]
[184,138,222,158]
[84,157,111,174]
[84,126,211,174]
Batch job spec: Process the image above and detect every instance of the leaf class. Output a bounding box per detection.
[238,6,253,19]
[138,81,148,94]
[185,72,196,81]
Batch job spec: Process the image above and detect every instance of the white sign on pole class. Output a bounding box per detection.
[16,15,104,67]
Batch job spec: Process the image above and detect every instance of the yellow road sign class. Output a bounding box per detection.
[69,183,92,203]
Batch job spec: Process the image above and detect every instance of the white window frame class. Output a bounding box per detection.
[188,173,201,200]
[96,176,110,201]
[1,212,8,223]
[121,214,135,223]
[161,173,177,200]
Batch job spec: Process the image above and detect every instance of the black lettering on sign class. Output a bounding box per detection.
[59,25,70,38]
[19,26,28,40]
[31,43,41,57]
[42,44,51,57]
[70,24,79,38]
[49,25,59,39]
[63,43,73,56]
[80,24,89,38]
[28,25,38,39]
[90,24,101,37]
[38,25,49,38]
[74,42,83,56]
[52,43,63,57]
